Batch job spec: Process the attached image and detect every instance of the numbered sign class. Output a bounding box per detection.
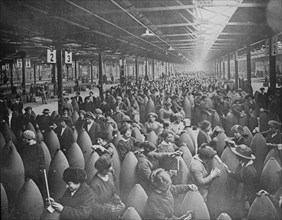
[65,51,72,64]
[26,59,31,68]
[17,59,22,68]
[47,49,56,63]
[5,63,9,70]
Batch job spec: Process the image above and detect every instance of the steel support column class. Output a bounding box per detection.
[145,58,148,80]
[219,60,222,78]
[235,52,239,89]
[246,44,252,93]
[135,56,138,85]
[9,62,13,90]
[269,38,276,89]
[98,52,103,97]
[227,53,231,79]
[90,61,93,84]
[74,61,77,79]
[33,63,36,86]
[57,50,63,113]
[22,58,25,94]
[222,57,225,79]
[152,59,155,80]
[120,56,125,86]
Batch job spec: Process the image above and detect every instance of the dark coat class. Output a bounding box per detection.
[82,102,95,113]
[197,129,216,149]
[58,182,95,220]
[10,101,23,114]
[233,134,252,147]
[228,163,258,204]
[137,153,159,192]
[117,137,139,162]
[74,118,86,134]
[74,96,83,107]
[36,114,53,132]
[89,173,122,220]
[21,113,37,129]
[146,185,192,220]
[55,126,74,152]
[18,142,45,189]
[84,121,101,145]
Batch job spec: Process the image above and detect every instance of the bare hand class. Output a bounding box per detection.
[188,184,198,191]
[51,202,64,212]
[257,189,269,196]
[211,168,221,178]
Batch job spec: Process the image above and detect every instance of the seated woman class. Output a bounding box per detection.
[93,132,115,157]
[189,145,221,201]
[117,124,140,162]
[132,111,147,136]
[136,141,180,193]
[230,125,252,147]
[197,120,217,149]
[146,168,197,220]
[89,154,125,220]
[144,112,163,135]
[50,167,95,220]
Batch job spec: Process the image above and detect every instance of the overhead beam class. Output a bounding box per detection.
[96,2,266,14]
[163,32,246,37]
[151,38,238,44]
[146,22,264,28]
[21,2,179,62]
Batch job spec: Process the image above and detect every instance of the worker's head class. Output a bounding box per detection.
[198,144,217,162]
[63,167,87,192]
[150,168,172,192]
[94,154,113,176]
[231,125,244,138]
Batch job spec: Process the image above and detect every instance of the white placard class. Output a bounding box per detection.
[65,51,72,64]
[26,59,31,68]
[47,49,56,63]
[17,59,22,68]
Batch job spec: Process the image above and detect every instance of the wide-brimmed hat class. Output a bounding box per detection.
[42,109,50,114]
[231,144,256,160]
[268,120,281,130]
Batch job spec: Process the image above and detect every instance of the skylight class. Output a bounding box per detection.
[192,0,243,60]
